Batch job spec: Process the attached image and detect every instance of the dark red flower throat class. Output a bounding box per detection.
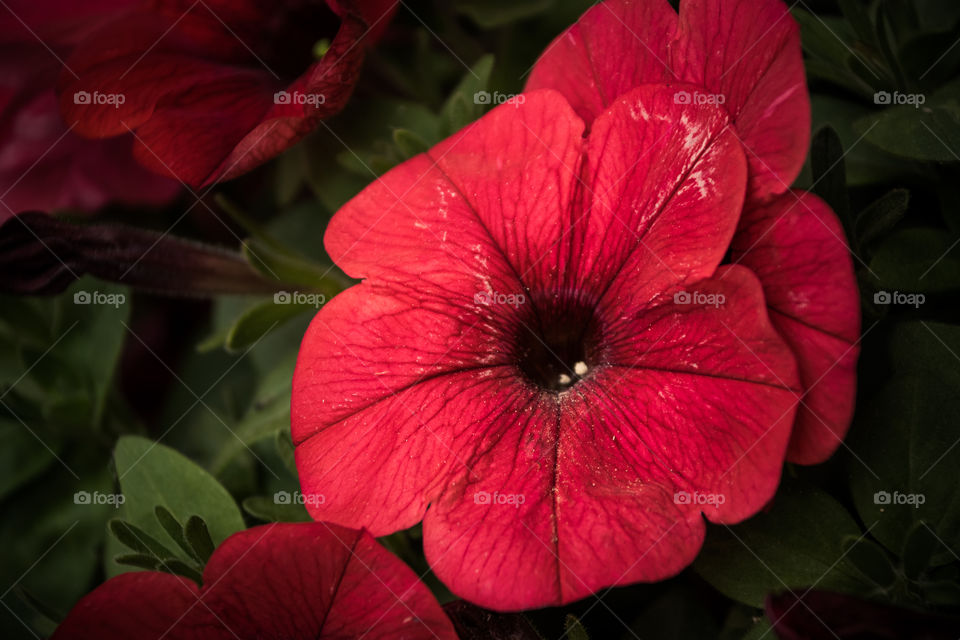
[514,290,603,393]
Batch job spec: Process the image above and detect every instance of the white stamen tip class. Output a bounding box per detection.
[574,361,589,376]
[558,373,573,386]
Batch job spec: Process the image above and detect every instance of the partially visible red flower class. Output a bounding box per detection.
[527,0,860,464]
[732,193,860,463]
[52,522,457,639]
[57,0,396,187]
[292,88,800,610]
[0,0,179,216]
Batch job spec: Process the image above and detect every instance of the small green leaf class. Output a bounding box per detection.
[224,300,315,353]
[440,55,495,135]
[241,496,311,523]
[275,429,297,475]
[242,237,345,294]
[115,553,162,571]
[842,535,897,588]
[810,126,852,238]
[564,614,590,640]
[108,520,176,559]
[902,521,940,579]
[158,558,203,583]
[184,516,216,564]
[392,128,430,159]
[154,506,198,562]
[856,188,909,249]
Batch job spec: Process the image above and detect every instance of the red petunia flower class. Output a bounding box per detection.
[52,522,457,639]
[0,0,179,216]
[292,87,800,610]
[57,0,396,187]
[527,0,860,464]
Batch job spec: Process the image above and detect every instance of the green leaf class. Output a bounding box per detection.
[112,436,245,573]
[856,188,910,249]
[811,95,916,186]
[242,237,345,294]
[154,506,198,562]
[20,278,131,429]
[454,0,554,28]
[902,521,940,579]
[184,516,216,564]
[849,322,960,563]
[855,81,960,162]
[210,357,292,474]
[108,519,176,558]
[870,227,960,293]
[115,553,161,571]
[392,128,430,159]
[838,0,880,53]
[793,11,875,96]
[810,126,853,237]
[159,558,202,583]
[695,483,873,607]
[564,614,590,640]
[0,419,57,501]
[440,55,495,135]
[223,300,315,353]
[273,143,309,207]
[842,535,897,588]
[241,496,311,523]
[275,428,297,475]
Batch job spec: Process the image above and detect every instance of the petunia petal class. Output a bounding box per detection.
[424,267,798,610]
[526,0,808,201]
[201,523,456,639]
[293,286,519,533]
[323,89,585,296]
[576,84,747,311]
[525,0,677,125]
[58,3,373,186]
[54,523,456,639]
[51,573,204,640]
[731,191,860,464]
[670,0,809,200]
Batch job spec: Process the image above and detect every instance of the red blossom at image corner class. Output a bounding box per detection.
[527,0,860,464]
[55,0,397,188]
[291,87,801,610]
[0,1,179,217]
[52,522,457,639]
